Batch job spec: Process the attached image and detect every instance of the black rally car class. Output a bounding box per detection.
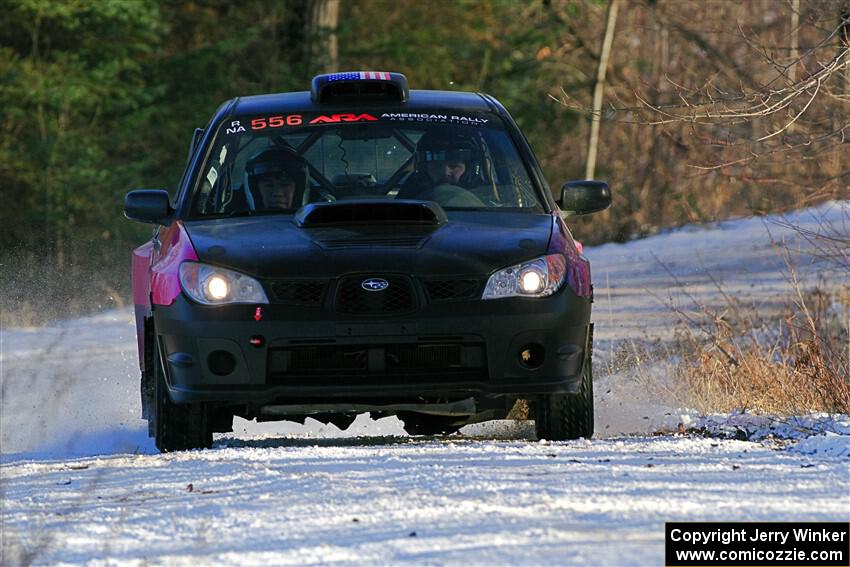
[125,72,611,452]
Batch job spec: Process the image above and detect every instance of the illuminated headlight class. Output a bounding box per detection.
[206,276,229,300]
[179,262,268,305]
[482,254,567,299]
[520,270,543,293]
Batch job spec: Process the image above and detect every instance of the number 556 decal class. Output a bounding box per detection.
[251,115,303,130]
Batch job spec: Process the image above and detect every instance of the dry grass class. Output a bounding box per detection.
[506,398,531,421]
[671,286,850,415]
[631,209,850,417]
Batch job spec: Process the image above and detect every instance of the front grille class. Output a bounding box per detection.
[424,279,481,302]
[335,275,416,315]
[268,342,485,379]
[280,345,368,372]
[386,344,461,369]
[269,280,326,305]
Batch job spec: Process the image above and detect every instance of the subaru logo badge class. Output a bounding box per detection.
[361,278,389,292]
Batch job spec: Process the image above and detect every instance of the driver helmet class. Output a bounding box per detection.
[244,147,309,209]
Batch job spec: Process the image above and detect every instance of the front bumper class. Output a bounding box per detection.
[153,287,592,405]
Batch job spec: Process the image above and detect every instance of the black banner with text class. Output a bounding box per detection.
[665,522,849,567]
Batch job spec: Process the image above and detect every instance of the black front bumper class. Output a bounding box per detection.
[153,287,592,405]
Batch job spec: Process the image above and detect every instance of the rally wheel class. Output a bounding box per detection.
[152,336,212,452]
[535,334,594,441]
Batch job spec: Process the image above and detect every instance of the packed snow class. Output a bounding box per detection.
[1,201,848,565]
[3,437,848,566]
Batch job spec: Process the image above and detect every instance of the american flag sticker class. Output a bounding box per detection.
[327,71,391,82]
[360,71,391,80]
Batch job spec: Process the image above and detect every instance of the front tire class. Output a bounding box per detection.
[535,351,594,441]
[151,336,212,452]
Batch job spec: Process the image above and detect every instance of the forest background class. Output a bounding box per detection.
[1,0,848,324]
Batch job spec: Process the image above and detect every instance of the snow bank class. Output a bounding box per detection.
[790,432,850,458]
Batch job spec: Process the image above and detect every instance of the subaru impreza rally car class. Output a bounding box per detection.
[125,72,611,452]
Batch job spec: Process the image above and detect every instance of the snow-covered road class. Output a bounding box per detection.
[2,202,848,565]
[4,436,848,566]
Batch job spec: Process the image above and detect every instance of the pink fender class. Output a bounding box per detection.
[132,241,155,309]
[132,221,198,370]
[150,221,199,306]
[548,215,592,298]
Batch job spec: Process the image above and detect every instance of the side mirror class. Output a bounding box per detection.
[558,180,612,216]
[124,190,173,225]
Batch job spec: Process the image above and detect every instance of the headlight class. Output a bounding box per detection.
[482,254,567,299]
[179,262,269,305]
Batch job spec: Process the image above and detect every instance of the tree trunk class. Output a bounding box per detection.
[308,0,340,74]
[842,3,850,94]
[638,13,668,231]
[585,0,619,180]
[789,0,800,83]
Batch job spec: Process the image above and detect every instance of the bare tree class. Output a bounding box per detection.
[585,0,620,180]
[554,0,849,242]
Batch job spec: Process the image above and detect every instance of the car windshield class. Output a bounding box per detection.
[188,110,544,217]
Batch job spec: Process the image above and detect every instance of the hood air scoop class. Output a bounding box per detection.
[306,226,430,250]
[294,199,447,227]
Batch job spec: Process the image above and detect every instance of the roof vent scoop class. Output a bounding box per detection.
[294,200,446,227]
[311,71,409,103]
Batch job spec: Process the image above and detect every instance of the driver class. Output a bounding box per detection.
[421,149,468,186]
[398,130,483,200]
[257,170,296,209]
[244,147,307,210]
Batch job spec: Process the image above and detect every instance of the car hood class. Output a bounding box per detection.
[183,211,553,279]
